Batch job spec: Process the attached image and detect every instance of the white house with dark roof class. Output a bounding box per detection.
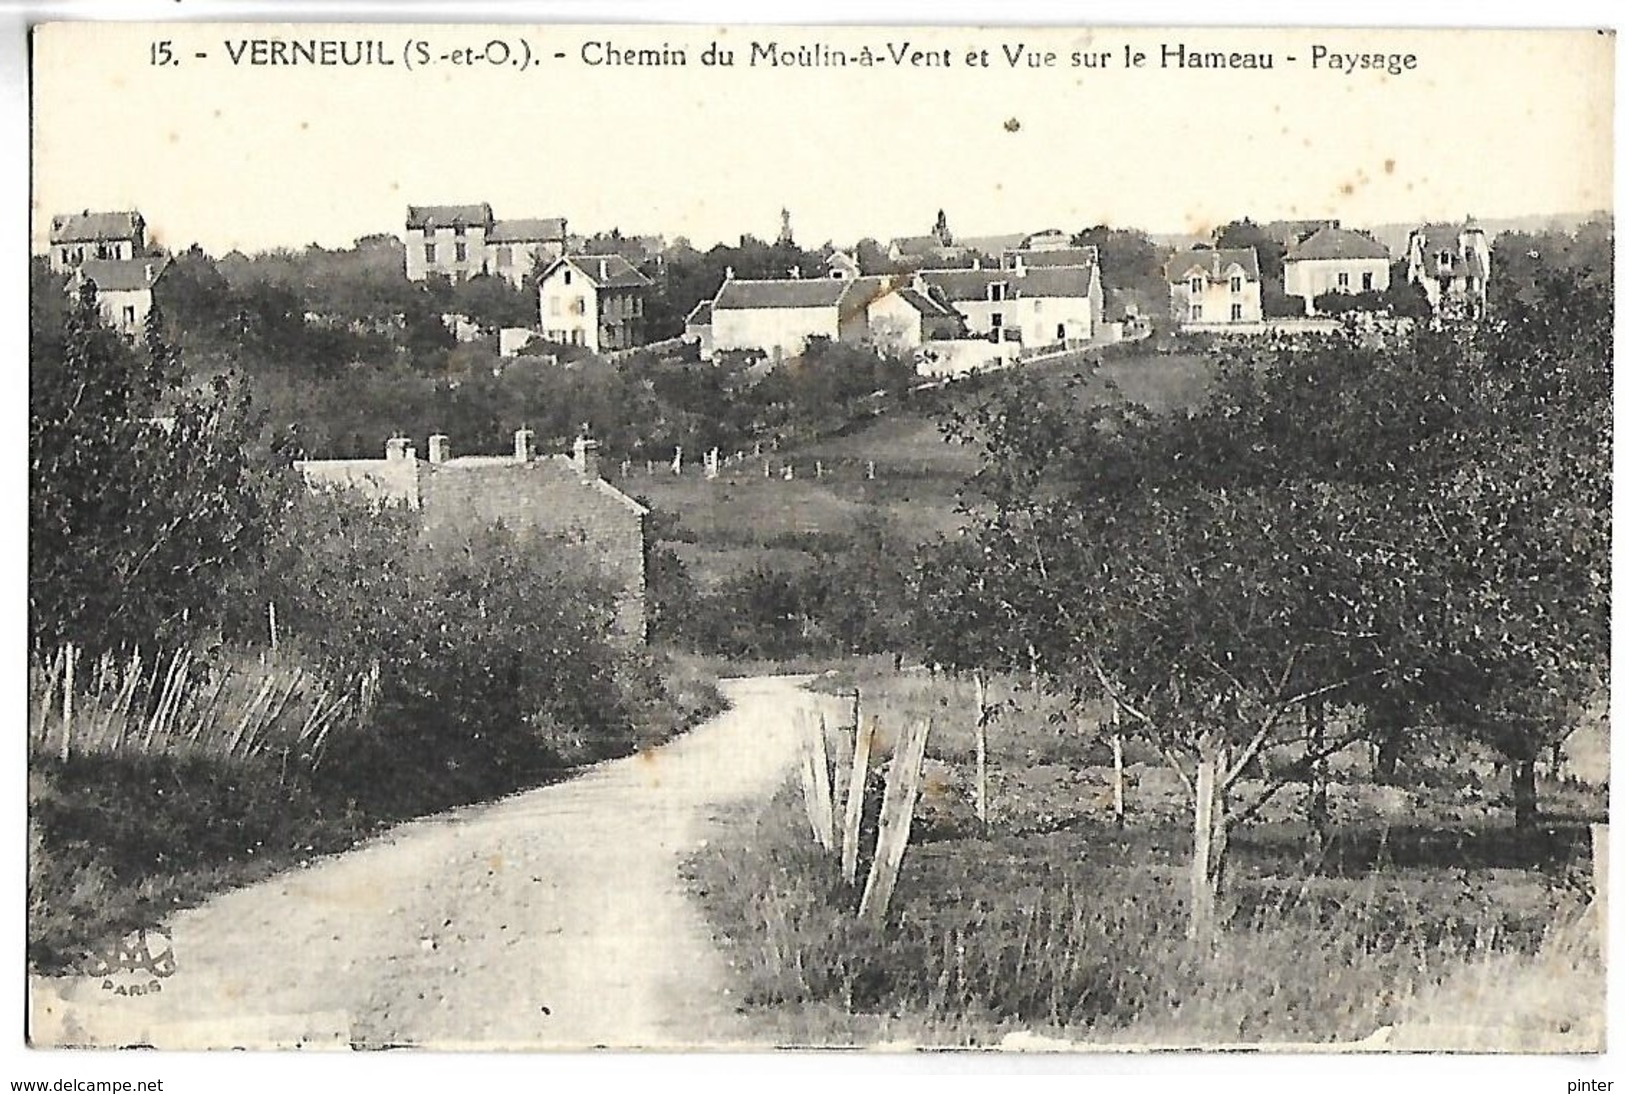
[48,210,147,272]
[488,218,569,288]
[710,276,879,360]
[68,256,170,338]
[1283,225,1391,313]
[1404,221,1491,316]
[917,253,1102,350]
[537,254,653,352]
[1165,247,1263,328]
[405,204,568,284]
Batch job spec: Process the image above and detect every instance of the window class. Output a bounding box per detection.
[1188,276,1203,294]
[1230,276,1242,293]
[990,313,1003,328]
[122,305,137,326]
[1337,272,1350,289]
[563,270,573,286]
[454,242,468,263]
[1362,271,1374,291]
[424,242,437,264]
[1230,303,1243,321]
[1190,303,1203,321]
[988,282,1009,302]
[454,223,466,237]
[549,297,560,316]
[1056,323,1066,341]
[1438,251,1453,269]
[496,246,512,267]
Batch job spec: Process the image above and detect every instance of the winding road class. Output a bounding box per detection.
[30,675,835,1050]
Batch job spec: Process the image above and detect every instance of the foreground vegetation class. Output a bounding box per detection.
[687,666,1604,1047]
[27,281,724,972]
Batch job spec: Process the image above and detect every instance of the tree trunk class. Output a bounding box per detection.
[1108,699,1126,829]
[1308,698,1328,853]
[1188,735,1230,944]
[1513,757,1538,830]
[973,671,989,826]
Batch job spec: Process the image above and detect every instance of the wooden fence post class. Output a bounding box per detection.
[859,717,932,926]
[841,716,876,886]
[973,672,989,826]
[1111,700,1126,829]
[60,643,76,763]
[797,710,836,852]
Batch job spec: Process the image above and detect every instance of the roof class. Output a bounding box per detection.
[546,254,653,289]
[1003,245,1099,270]
[406,204,493,230]
[1409,224,1488,279]
[1164,248,1261,283]
[714,278,851,310]
[955,233,1029,255]
[685,299,713,327]
[917,265,1096,301]
[890,234,949,257]
[489,217,568,242]
[49,211,143,244]
[1285,225,1389,263]
[297,450,647,516]
[896,286,958,316]
[72,257,170,292]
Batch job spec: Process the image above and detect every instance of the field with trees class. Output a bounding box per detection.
[682,224,1612,1045]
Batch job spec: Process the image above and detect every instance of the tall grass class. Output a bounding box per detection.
[28,643,375,773]
[688,784,1600,1047]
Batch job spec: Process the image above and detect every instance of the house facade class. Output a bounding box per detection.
[917,254,1101,349]
[710,277,863,360]
[405,204,568,284]
[48,210,147,272]
[1165,248,1263,327]
[296,430,649,641]
[1404,222,1491,315]
[68,257,170,338]
[864,284,964,353]
[1283,225,1391,313]
[683,299,714,360]
[537,254,653,352]
[488,218,569,287]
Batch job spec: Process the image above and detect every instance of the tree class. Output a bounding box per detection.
[29,272,280,655]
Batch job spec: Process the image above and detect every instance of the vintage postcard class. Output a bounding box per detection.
[22,15,1613,1071]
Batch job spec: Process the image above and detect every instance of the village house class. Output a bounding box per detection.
[487,218,570,288]
[536,254,653,353]
[48,210,147,272]
[683,299,714,360]
[405,204,568,284]
[917,249,1102,349]
[1282,225,1391,314]
[296,429,649,641]
[709,274,882,360]
[1164,247,1263,328]
[1404,221,1492,315]
[68,257,170,338]
[864,283,965,353]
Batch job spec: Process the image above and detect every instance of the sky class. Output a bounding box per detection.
[29,23,1613,255]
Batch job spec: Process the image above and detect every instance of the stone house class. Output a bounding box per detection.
[1165,247,1263,327]
[405,204,568,284]
[1404,221,1492,316]
[1283,225,1391,314]
[536,254,653,353]
[48,210,147,272]
[296,430,649,641]
[68,256,170,338]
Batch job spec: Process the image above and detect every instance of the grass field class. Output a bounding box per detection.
[686,664,1606,1047]
[626,350,1221,587]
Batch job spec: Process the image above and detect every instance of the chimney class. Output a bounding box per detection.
[572,432,601,478]
[428,433,450,464]
[144,263,154,282]
[385,435,411,462]
[513,427,535,462]
[724,265,735,280]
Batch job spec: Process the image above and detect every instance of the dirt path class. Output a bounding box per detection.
[30,674,836,1050]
